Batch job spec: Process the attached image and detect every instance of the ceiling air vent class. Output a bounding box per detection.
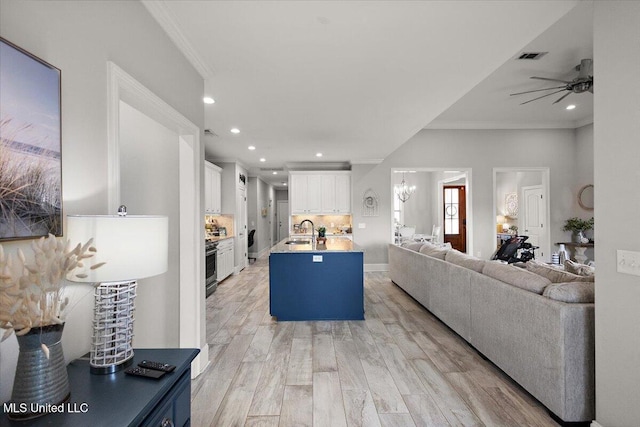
[516,52,548,60]
[204,129,218,137]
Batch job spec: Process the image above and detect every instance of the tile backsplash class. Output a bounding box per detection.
[205,214,234,237]
[291,214,352,234]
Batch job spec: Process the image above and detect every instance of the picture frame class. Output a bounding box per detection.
[505,192,518,218]
[0,37,62,241]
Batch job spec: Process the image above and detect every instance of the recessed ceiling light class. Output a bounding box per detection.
[282,182,287,186]
[316,152,323,157]
[566,104,576,110]
[203,97,215,104]
[272,171,278,175]
[259,158,266,162]
[248,145,256,150]
[231,128,240,134]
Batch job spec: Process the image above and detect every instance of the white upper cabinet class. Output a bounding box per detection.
[290,174,321,214]
[204,161,222,214]
[334,174,351,213]
[290,172,351,214]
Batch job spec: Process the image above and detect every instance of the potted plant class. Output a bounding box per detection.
[562,217,594,243]
[0,234,102,419]
[316,226,327,244]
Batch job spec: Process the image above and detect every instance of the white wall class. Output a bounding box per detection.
[218,162,249,269]
[247,176,272,255]
[594,2,640,426]
[0,0,204,402]
[352,128,582,265]
[398,172,434,234]
[255,178,272,253]
[119,101,180,348]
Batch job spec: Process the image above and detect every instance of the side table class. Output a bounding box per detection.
[1,348,199,427]
[555,242,594,264]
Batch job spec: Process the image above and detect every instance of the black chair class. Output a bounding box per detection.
[248,229,256,263]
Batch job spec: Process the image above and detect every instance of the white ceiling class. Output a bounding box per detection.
[430,1,593,130]
[143,1,587,189]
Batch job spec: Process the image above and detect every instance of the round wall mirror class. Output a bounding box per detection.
[578,184,594,210]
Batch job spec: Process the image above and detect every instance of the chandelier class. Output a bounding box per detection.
[395,173,416,203]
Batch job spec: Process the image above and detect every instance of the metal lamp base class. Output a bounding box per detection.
[90,356,133,375]
[90,280,137,375]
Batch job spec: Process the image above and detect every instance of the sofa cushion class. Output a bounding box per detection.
[419,243,449,260]
[526,260,594,283]
[401,242,423,252]
[482,261,551,294]
[543,282,595,303]
[445,250,485,273]
[564,259,596,277]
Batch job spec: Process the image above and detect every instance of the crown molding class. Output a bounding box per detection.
[576,115,594,128]
[425,119,589,130]
[350,159,384,165]
[141,0,214,79]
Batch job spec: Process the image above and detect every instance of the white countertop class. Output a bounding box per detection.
[271,237,363,253]
[206,235,234,242]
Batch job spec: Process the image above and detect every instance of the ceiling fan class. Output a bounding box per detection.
[510,58,593,105]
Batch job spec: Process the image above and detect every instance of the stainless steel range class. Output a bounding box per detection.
[205,240,218,297]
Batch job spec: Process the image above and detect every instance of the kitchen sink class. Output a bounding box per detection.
[285,239,311,245]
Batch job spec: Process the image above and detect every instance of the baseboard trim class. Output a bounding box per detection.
[249,247,269,260]
[365,263,389,272]
[191,342,210,378]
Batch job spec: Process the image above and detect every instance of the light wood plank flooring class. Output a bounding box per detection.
[192,256,559,427]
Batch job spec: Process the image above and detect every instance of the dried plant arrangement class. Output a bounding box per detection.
[0,234,103,343]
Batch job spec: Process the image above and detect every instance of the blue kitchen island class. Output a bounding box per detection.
[269,237,364,321]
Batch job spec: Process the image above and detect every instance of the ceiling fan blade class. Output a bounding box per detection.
[530,76,572,84]
[552,92,572,104]
[520,88,567,105]
[510,85,566,96]
[577,59,593,79]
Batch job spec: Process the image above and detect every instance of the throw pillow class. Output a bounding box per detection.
[543,282,595,303]
[525,259,594,283]
[401,242,423,252]
[482,261,551,294]
[564,259,596,277]
[419,244,449,260]
[445,250,485,273]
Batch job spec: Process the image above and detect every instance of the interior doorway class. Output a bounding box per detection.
[494,168,550,262]
[108,62,207,376]
[238,185,248,271]
[277,200,289,242]
[443,185,467,252]
[390,168,473,255]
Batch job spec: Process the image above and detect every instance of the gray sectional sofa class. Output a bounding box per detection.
[388,242,595,423]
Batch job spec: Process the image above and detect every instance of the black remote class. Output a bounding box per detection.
[138,360,176,373]
[124,366,166,379]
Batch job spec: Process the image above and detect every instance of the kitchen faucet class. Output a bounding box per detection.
[299,219,315,244]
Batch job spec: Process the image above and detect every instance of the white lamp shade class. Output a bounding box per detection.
[66,215,168,283]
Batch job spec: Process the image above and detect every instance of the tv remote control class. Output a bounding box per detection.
[125,366,166,379]
[138,360,176,373]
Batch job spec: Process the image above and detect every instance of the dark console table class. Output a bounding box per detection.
[1,348,199,427]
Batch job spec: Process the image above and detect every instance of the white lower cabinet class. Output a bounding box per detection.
[216,238,235,282]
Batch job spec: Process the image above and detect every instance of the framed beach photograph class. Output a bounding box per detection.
[0,37,62,241]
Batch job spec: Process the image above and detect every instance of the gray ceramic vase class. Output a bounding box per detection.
[8,323,70,420]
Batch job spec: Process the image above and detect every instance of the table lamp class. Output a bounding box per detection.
[66,207,168,374]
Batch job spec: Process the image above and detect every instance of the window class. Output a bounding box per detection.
[444,187,459,234]
[393,185,404,226]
